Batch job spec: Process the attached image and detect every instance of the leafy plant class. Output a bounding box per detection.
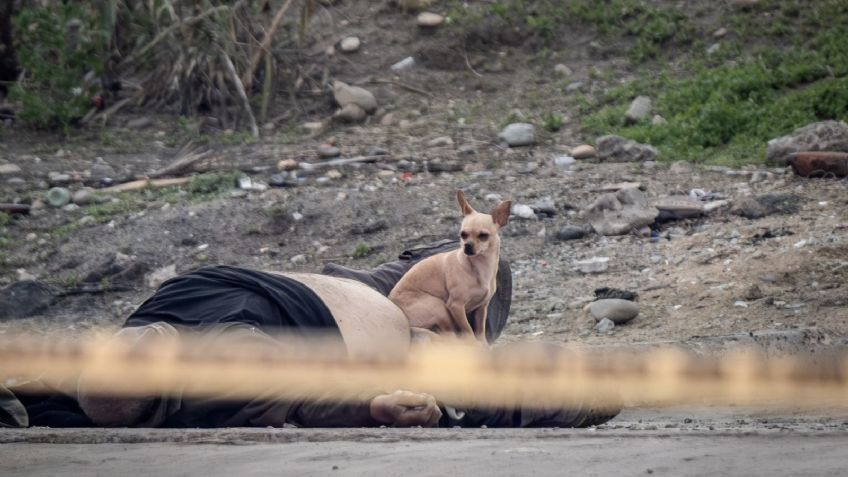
[9,4,104,131]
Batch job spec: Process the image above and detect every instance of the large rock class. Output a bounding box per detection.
[498,123,535,147]
[332,81,377,113]
[653,196,705,222]
[596,135,657,162]
[584,187,659,236]
[625,96,652,124]
[766,121,848,166]
[588,299,640,324]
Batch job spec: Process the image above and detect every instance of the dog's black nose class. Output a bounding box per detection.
[463,243,474,255]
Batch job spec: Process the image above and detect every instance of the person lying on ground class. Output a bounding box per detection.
[5,240,619,429]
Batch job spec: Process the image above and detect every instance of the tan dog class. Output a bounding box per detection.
[389,191,511,342]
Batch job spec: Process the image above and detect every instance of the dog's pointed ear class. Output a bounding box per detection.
[456,190,475,216]
[491,200,511,228]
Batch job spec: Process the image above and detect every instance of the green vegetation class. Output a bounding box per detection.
[9,3,104,132]
[541,112,564,132]
[449,0,691,62]
[580,0,848,165]
[352,243,372,259]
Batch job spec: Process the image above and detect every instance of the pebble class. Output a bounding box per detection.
[565,81,583,92]
[554,64,572,76]
[625,96,652,123]
[587,299,640,324]
[707,43,721,55]
[25,233,37,241]
[290,254,307,265]
[713,27,728,38]
[78,215,96,226]
[510,204,536,220]
[301,121,325,135]
[390,57,416,71]
[594,318,615,333]
[553,155,576,168]
[0,164,21,174]
[498,123,535,147]
[325,169,343,180]
[335,103,367,123]
[46,187,71,207]
[669,160,693,174]
[574,257,610,274]
[146,264,177,289]
[16,269,37,281]
[417,12,444,27]
[48,172,72,185]
[427,136,453,147]
[318,144,341,158]
[340,36,361,52]
[734,301,749,308]
[72,187,97,205]
[570,145,597,159]
[651,114,667,125]
[556,225,586,241]
[332,81,377,113]
[277,159,299,171]
[457,144,476,155]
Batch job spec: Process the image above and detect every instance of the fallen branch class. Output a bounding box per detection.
[0,203,30,214]
[303,155,396,169]
[371,78,431,97]
[221,50,259,139]
[149,150,211,178]
[99,177,191,194]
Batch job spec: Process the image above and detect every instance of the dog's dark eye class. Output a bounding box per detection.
[479,233,489,241]
[460,232,469,240]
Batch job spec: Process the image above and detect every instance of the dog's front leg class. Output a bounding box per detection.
[446,298,475,336]
[472,305,488,341]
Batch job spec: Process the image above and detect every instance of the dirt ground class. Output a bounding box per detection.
[3,407,848,477]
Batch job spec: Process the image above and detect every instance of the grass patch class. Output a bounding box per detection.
[580,2,848,166]
[352,243,372,259]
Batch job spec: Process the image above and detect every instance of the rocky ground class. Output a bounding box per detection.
[0,1,846,345]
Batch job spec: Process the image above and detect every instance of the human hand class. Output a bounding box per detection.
[369,390,442,427]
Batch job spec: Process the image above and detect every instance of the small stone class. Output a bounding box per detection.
[390,57,416,71]
[46,187,71,207]
[16,269,37,281]
[318,144,341,158]
[340,36,361,52]
[511,204,536,220]
[301,121,325,135]
[556,225,586,241]
[72,187,97,205]
[290,254,307,265]
[669,161,693,174]
[146,264,177,289]
[706,43,721,55]
[574,257,610,274]
[25,233,37,241]
[625,96,652,124]
[30,200,45,210]
[565,81,584,92]
[126,117,153,129]
[553,155,576,168]
[498,123,535,147]
[743,284,763,301]
[0,164,21,175]
[78,215,96,226]
[554,64,572,76]
[47,172,72,185]
[734,300,749,308]
[427,136,453,147]
[588,299,640,324]
[325,169,343,180]
[749,170,771,184]
[570,145,597,159]
[417,12,444,27]
[380,113,397,126]
[277,159,299,171]
[367,146,389,156]
[457,144,476,155]
[332,81,377,113]
[594,318,615,333]
[335,103,367,123]
[596,135,657,162]
[713,27,728,38]
[651,115,667,126]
